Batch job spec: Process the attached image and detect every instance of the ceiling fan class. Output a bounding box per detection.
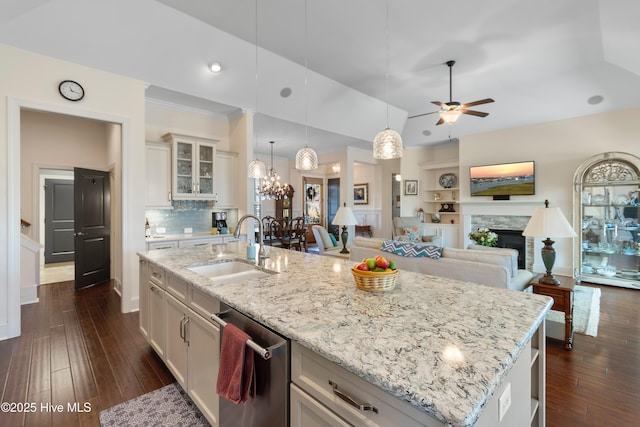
[408,60,494,125]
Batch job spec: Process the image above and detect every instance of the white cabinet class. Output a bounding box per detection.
[147,265,166,358]
[187,307,220,426]
[165,292,189,388]
[139,262,221,427]
[163,133,218,200]
[138,260,149,339]
[214,150,238,207]
[291,342,438,427]
[145,141,172,208]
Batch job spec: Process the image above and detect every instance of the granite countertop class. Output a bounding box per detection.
[139,242,552,426]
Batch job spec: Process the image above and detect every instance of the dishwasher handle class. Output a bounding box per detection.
[211,311,285,360]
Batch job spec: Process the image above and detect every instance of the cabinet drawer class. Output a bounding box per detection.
[190,285,220,322]
[179,237,223,248]
[291,342,440,427]
[535,287,568,310]
[166,272,189,304]
[147,240,178,250]
[148,263,165,288]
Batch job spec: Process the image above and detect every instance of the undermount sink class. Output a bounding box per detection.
[187,260,274,284]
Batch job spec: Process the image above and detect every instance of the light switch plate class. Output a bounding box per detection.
[184,227,193,234]
[498,382,512,421]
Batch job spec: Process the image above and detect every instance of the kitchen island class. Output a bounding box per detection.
[138,242,552,427]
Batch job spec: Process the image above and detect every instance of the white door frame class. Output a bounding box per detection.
[4,97,131,339]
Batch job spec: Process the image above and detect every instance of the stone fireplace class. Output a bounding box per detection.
[468,214,534,271]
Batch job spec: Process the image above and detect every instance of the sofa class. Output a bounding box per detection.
[349,237,534,291]
[392,216,442,245]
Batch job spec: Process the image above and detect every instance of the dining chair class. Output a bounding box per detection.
[261,216,276,246]
[270,217,287,248]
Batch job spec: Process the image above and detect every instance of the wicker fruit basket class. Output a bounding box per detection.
[351,267,398,292]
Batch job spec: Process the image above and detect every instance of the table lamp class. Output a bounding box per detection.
[332,203,358,254]
[522,199,577,285]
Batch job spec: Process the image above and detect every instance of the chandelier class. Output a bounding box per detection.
[259,141,294,200]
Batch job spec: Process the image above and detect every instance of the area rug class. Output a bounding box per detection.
[99,383,209,426]
[545,284,601,337]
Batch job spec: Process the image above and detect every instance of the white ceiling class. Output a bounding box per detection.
[1,0,639,158]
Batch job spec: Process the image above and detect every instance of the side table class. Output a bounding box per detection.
[355,225,372,238]
[529,274,575,350]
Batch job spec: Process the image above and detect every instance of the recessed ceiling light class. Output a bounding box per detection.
[280,87,292,98]
[209,62,222,73]
[587,95,603,105]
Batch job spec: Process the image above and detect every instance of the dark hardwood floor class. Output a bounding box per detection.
[0,280,639,426]
[0,280,174,427]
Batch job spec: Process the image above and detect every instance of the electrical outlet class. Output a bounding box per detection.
[498,382,512,422]
[184,227,193,234]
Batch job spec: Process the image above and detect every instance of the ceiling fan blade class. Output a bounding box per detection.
[408,111,439,119]
[460,109,489,117]
[461,98,494,108]
[431,101,447,108]
[435,117,445,126]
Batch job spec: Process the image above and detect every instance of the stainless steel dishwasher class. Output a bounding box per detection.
[211,303,290,427]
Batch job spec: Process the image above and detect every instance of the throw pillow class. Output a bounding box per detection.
[329,233,338,247]
[403,226,421,242]
[380,240,442,259]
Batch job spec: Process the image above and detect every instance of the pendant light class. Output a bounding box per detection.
[247,0,267,179]
[373,0,403,160]
[295,0,318,170]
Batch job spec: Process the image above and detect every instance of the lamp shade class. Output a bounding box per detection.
[332,206,358,226]
[522,203,576,238]
[373,128,403,159]
[247,159,267,179]
[295,146,318,170]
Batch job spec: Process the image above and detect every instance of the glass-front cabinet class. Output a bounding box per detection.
[574,152,640,289]
[163,133,217,200]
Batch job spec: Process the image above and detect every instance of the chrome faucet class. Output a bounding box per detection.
[235,214,268,261]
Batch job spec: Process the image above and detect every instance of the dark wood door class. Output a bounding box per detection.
[74,168,111,289]
[44,178,75,263]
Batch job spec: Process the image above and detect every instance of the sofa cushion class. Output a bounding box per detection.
[380,240,443,259]
[353,236,385,249]
[443,247,514,277]
[467,244,519,278]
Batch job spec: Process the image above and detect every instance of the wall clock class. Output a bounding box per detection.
[58,80,85,101]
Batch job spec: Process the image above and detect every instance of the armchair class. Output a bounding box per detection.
[311,225,343,256]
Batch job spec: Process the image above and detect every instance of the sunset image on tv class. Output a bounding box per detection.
[470,161,535,196]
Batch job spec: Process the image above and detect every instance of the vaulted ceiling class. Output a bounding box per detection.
[1,0,639,157]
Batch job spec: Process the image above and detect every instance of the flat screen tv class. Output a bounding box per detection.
[470,160,535,197]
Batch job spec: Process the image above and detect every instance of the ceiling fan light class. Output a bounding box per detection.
[441,109,462,124]
[295,146,318,170]
[247,159,267,179]
[373,128,403,159]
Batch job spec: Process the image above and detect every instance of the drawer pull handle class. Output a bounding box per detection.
[329,380,378,414]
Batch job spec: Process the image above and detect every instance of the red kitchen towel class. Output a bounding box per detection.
[216,323,256,403]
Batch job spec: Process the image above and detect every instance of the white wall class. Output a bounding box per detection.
[1,43,146,339]
[460,107,640,276]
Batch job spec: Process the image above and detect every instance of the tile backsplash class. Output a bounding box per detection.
[145,201,238,234]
